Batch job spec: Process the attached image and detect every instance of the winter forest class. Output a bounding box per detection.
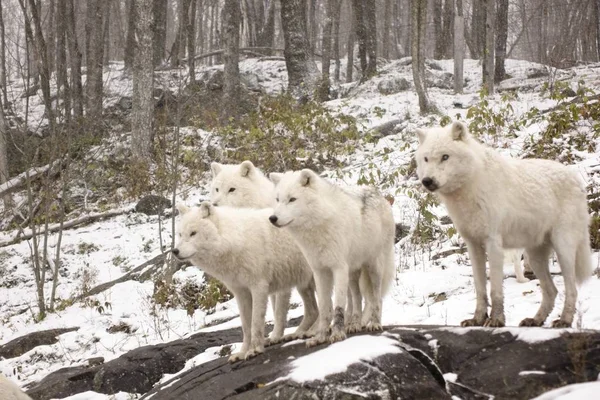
[0,0,600,399]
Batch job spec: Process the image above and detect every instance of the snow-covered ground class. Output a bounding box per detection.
[1,57,600,399]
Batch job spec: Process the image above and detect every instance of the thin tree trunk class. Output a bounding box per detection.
[124,0,136,69]
[364,0,377,78]
[132,0,154,160]
[454,0,464,93]
[309,0,317,55]
[222,0,240,118]
[66,0,83,118]
[494,0,508,83]
[319,0,334,100]
[469,0,485,59]
[257,0,276,51]
[56,0,71,123]
[441,0,454,58]
[483,0,495,94]
[188,0,197,83]
[346,1,355,83]
[46,0,56,73]
[433,0,443,59]
[412,0,434,113]
[0,0,8,104]
[0,96,11,208]
[281,0,319,100]
[352,0,367,73]
[333,0,342,81]
[85,0,109,123]
[152,0,167,66]
[596,0,600,60]
[383,0,391,59]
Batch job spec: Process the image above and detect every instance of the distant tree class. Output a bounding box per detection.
[131,0,154,160]
[494,0,508,83]
[124,0,135,70]
[0,0,8,104]
[85,0,110,123]
[66,0,83,118]
[318,0,335,100]
[222,0,240,118]
[56,0,70,122]
[469,0,485,59]
[454,0,464,93]
[412,0,436,113]
[482,0,495,94]
[0,96,11,208]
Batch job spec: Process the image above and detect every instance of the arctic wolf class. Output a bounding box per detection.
[0,374,32,400]
[415,121,592,328]
[269,169,396,346]
[210,160,302,344]
[173,203,318,361]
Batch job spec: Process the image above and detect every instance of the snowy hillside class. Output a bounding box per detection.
[1,57,600,399]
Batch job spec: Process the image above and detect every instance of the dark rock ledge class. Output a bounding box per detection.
[20,322,600,400]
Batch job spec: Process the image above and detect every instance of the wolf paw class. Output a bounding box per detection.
[519,318,543,327]
[551,319,571,328]
[244,347,264,360]
[306,334,328,348]
[483,317,505,328]
[364,322,383,332]
[516,277,530,283]
[346,322,363,334]
[228,352,245,363]
[329,330,347,344]
[460,316,487,327]
[265,335,283,347]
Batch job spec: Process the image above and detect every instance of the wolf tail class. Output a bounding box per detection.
[575,235,593,285]
[359,244,396,297]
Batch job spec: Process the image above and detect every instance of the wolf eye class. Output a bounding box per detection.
[442,154,449,161]
[190,231,197,237]
[276,197,279,203]
[289,197,297,203]
[229,188,236,193]
[424,157,429,162]
[215,188,219,193]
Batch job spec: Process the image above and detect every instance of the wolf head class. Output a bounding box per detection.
[210,160,275,208]
[268,169,320,229]
[172,202,220,261]
[415,121,482,195]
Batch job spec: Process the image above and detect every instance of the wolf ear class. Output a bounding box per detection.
[416,128,427,144]
[299,169,316,187]
[210,162,223,177]
[450,121,469,141]
[240,160,255,177]
[269,172,283,185]
[176,204,190,216]
[199,201,213,218]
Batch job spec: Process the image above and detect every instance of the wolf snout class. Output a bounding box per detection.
[172,248,180,256]
[421,177,438,191]
[269,215,278,226]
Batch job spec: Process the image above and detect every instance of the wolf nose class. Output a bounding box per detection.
[172,248,179,256]
[269,215,278,225]
[212,202,219,206]
[422,177,434,188]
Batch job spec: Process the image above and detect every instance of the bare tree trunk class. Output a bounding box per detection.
[483,0,495,94]
[188,0,197,83]
[85,0,109,123]
[441,0,454,58]
[352,0,367,73]
[364,0,376,78]
[333,0,342,81]
[346,1,355,83]
[0,97,11,208]
[469,0,485,59]
[412,0,435,113]
[222,0,240,118]
[494,0,507,83]
[0,0,8,104]
[454,0,464,93]
[67,0,83,118]
[257,0,276,50]
[318,0,334,100]
[281,0,319,100]
[308,0,317,55]
[46,0,56,74]
[433,0,443,59]
[596,0,600,60]
[383,0,391,59]
[57,0,71,123]
[153,0,167,66]
[132,0,154,160]
[124,0,136,69]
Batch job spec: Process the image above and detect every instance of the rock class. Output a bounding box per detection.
[0,327,79,360]
[202,69,224,90]
[87,357,105,366]
[25,326,243,400]
[117,96,132,110]
[426,71,454,90]
[526,66,550,79]
[135,195,171,216]
[377,77,410,95]
[560,87,577,97]
[395,223,410,243]
[439,215,453,225]
[370,119,406,138]
[241,73,261,92]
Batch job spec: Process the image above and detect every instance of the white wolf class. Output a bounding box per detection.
[210,160,305,344]
[0,375,31,400]
[173,202,318,361]
[415,121,592,328]
[269,169,396,346]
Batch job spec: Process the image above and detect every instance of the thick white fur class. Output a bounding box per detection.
[0,375,31,400]
[209,160,315,344]
[415,121,592,328]
[269,169,396,346]
[174,203,317,361]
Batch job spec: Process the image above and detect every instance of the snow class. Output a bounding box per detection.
[519,371,547,376]
[272,335,402,384]
[0,56,599,398]
[531,381,600,400]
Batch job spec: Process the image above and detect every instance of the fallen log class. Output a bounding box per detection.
[0,159,62,198]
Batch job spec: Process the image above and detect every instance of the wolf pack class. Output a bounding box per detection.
[171,120,594,362]
[0,121,594,398]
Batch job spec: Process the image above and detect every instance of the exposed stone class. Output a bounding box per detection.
[526,66,550,79]
[377,77,410,95]
[135,195,171,216]
[0,327,79,360]
[395,222,410,243]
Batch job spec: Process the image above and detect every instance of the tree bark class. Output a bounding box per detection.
[346,1,355,83]
[132,0,154,161]
[441,0,454,58]
[280,0,319,100]
[469,0,485,59]
[153,0,167,66]
[433,0,443,59]
[483,0,495,94]
[352,0,367,73]
[257,0,276,50]
[85,0,109,123]
[383,0,391,59]
[318,0,334,100]
[364,0,377,78]
[0,96,11,208]
[494,0,508,83]
[66,0,83,118]
[596,0,600,60]
[333,0,342,81]
[454,0,464,93]
[0,0,8,104]
[124,0,136,70]
[222,0,241,118]
[412,0,435,113]
[56,0,71,123]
